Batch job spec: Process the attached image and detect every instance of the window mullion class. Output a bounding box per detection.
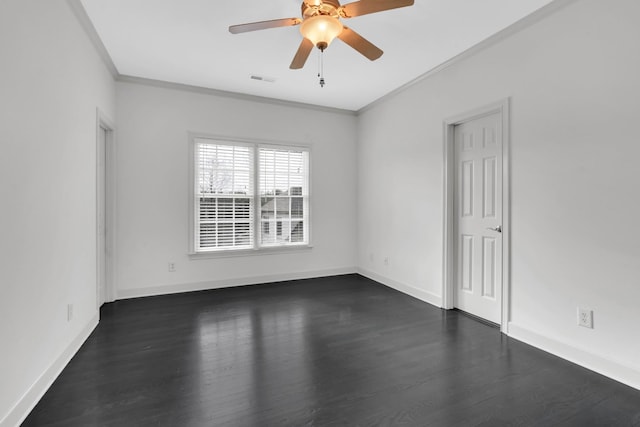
[231,149,235,248]
[196,144,201,251]
[254,145,260,250]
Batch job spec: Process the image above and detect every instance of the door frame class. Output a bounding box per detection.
[442,98,511,333]
[96,108,116,307]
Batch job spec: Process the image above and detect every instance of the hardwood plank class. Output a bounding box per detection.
[22,275,640,426]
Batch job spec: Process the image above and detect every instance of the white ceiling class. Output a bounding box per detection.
[81,0,553,111]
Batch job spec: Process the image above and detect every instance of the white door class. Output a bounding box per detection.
[453,112,503,324]
[97,125,108,307]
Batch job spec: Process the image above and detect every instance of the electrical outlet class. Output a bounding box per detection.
[168,262,176,272]
[578,308,593,329]
[384,257,389,266]
[67,304,73,322]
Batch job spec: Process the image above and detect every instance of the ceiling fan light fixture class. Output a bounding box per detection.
[229,0,415,70]
[299,15,343,51]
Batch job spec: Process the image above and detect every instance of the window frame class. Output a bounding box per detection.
[188,133,312,258]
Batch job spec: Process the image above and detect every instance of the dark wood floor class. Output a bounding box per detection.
[23,275,640,426]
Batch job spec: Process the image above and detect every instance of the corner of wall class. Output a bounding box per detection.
[66,0,119,78]
[0,314,99,427]
[357,267,443,308]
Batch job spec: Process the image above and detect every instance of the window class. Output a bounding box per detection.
[191,137,310,254]
[259,147,308,246]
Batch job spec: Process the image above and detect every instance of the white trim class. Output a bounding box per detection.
[442,118,455,313]
[0,314,99,427]
[118,75,357,116]
[508,323,640,391]
[66,0,118,78]
[357,0,579,115]
[96,109,117,304]
[116,267,356,300]
[188,245,313,260]
[187,134,196,255]
[442,98,511,334]
[358,268,443,308]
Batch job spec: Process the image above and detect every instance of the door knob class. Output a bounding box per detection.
[487,225,502,233]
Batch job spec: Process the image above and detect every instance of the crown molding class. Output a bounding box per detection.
[66,0,119,78]
[116,75,357,116]
[66,0,578,117]
[65,0,355,116]
[356,0,580,115]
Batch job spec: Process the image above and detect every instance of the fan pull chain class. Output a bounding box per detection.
[318,49,325,88]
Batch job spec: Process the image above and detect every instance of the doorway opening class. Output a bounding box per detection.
[96,109,115,308]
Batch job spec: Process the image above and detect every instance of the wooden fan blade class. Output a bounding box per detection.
[340,0,414,18]
[337,27,383,61]
[290,38,314,69]
[229,18,302,34]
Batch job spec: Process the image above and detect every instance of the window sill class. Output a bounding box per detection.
[188,244,313,260]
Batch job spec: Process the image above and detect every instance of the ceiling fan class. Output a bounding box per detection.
[229,0,415,70]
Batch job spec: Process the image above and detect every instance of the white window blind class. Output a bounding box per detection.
[192,137,310,254]
[195,141,254,251]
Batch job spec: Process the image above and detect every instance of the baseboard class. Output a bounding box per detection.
[116,267,357,300]
[508,322,640,391]
[357,268,443,308]
[1,313,100,427]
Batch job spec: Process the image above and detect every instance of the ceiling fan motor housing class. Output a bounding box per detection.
[301,0,341,19]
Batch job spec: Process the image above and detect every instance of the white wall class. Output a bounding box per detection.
[357,0,640,388]
[114,81,358,298]
[0,1,116,425]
